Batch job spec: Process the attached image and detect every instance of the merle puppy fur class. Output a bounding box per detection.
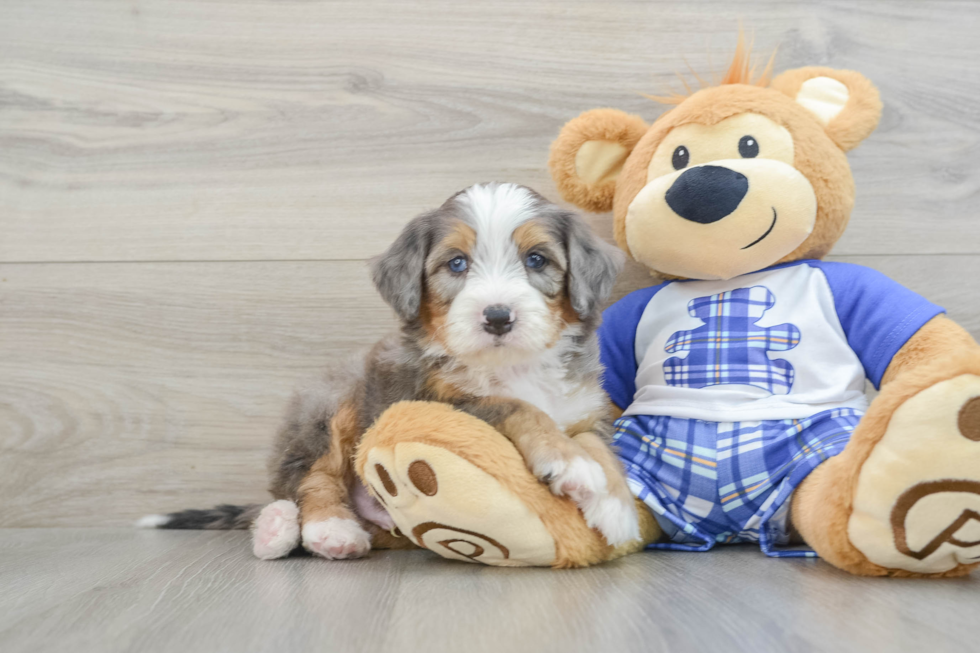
[146,183,639,559]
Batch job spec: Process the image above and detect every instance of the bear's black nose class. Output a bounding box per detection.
[665,165,749,224]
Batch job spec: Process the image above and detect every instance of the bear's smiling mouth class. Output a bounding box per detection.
[741,207,778,250]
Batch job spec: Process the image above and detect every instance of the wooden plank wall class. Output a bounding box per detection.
[2,0,978,526]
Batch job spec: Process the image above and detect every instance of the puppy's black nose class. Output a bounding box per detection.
[482,305,513,336]
[665,165,748,224]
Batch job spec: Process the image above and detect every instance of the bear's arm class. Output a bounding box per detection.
[598,284,669,411]
[812,261,945,389]
[881,315,980,386]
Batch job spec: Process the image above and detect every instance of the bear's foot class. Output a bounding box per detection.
[356,402,618,568]
[361,439,563,566]
[849,374,980,575]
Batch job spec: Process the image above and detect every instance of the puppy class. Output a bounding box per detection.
[145,183,639,559]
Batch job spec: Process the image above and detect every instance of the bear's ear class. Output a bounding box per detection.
[770,67,882,152]
[549,108,648,213]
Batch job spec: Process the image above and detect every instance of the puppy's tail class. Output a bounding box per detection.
[136,504,263,530]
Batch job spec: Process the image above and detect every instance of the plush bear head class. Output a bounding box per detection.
[549,45,882,281]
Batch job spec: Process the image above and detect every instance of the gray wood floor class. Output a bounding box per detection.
[0,528,977,653]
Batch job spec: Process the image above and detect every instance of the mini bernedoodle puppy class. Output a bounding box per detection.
[144,183,641,559]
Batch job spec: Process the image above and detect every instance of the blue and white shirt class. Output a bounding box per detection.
[599,260,944,422]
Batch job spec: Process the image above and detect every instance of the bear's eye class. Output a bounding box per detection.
[672,146,690,170]
[738,135,759,158]
[447,256,468,273]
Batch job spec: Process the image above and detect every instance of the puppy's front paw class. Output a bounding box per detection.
[252,500,301,560]
[533,453,639,546]
[534,454,608,503]
[301,518,371,560]
[582,495,641,547]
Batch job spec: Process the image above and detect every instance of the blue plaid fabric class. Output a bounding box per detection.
[613,408,862,557]
[664,286,801,395]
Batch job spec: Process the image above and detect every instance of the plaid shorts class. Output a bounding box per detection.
[613,408,862,557]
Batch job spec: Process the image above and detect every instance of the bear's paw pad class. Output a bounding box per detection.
[850,374,980,573]
[361,441,558,567]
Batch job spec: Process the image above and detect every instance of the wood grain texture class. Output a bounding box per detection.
[2,0,979,262]
[0,529,978,653]
[0,261,395,526]
[1,255,977,527]
[1,0,979,527]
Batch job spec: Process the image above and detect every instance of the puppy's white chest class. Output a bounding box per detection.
[493,367,605,432]
[440,349,607,432]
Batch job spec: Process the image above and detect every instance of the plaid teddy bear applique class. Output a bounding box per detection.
[663,286,801,395]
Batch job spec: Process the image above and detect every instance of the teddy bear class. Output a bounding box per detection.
[356,43,980,577]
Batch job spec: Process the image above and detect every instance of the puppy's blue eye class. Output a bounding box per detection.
[448,256,468,273]
[525,253,547,269]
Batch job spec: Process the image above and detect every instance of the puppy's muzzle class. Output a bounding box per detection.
[482,305,514,336]
[665,165,749,224]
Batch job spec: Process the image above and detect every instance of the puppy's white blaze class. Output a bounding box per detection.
[447,183,557,363]
[458,183,538,270]
[459,182,537,286]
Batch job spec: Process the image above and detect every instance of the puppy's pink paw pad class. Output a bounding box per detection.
[549,457,607,502]
[559,477,595,502]
[252,500,300,560]
[301,518,371,560]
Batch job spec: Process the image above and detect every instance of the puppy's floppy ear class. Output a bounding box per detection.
[371,211,440,322]
[770,67,882,152]
[563,212,626,319]
[549,109,648,213]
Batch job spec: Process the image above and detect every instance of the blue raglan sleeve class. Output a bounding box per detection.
[598,284,667,411]
[812,261,945,389]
